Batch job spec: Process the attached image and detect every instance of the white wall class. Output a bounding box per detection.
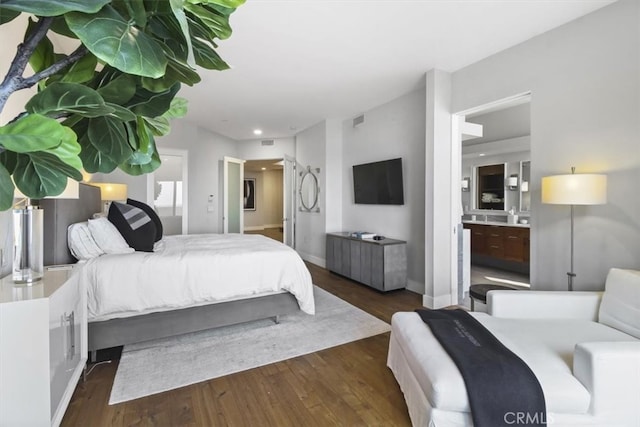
[1,16,36,277]
[295,121,327,266]
[95,120,238,234]
[236,137,295,160]
[243,170,283,230]
[450,0,640,290]
[342,89,426,293]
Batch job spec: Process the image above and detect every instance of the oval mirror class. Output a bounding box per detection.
[299,166,320,212]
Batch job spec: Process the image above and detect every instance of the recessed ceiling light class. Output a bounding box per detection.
[479,153,486,157]
[261,167,266,171]
[253,129,263,135]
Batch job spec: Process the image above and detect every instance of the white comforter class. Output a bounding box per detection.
[80,233,315,321]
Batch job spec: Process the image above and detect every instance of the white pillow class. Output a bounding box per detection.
[87,217,134,254]
[67,222,104,260]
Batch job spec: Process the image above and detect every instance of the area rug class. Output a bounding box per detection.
[109,286,390,404]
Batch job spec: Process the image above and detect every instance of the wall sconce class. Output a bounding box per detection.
[507,174,519,190]
[461,177,470,192]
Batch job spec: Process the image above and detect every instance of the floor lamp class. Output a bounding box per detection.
[541,167,607,291]
[13,179,80,284]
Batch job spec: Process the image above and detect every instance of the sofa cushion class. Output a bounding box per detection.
[391,312,636,415]
[599,268,640,339]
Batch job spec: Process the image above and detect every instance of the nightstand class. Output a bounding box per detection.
[0,266,86,427]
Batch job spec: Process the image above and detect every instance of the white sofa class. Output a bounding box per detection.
[388,268,640,427]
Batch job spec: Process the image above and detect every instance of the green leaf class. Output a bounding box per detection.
[50,16,77,38]
[0,163,14,211]
[25,19,55,74]
[43,127,83,170]
[143,57,200,90]
[114,0,147,27]
[163,97,188,119]
[0,114,68,153]
[170,0,195,67]
[0,8,20,25]
[192,37,228,70]
[96,73,137,104]
[0,0,110,17]
[143,116,171,136]
[13,152,82,199]
[66,6,167,78]
[25,82,114,118]
[78,135,118,173]
[88,116,132,164]
[127,83,181,117]
[60,54,97,84]
[0,150,18,174]
[187,0,245,8]
[119,150,161,175]
[184,3,231,40]
[105,103,137,122]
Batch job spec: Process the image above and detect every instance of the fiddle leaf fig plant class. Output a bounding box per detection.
[0,0,245,210]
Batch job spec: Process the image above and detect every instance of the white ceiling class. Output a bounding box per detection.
[179,0,615,141]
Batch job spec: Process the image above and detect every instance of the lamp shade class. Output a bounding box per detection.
[92,183,128,201]
[14,178,79,200]
[541,173,607,205]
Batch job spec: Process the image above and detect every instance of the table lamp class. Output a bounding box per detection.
[91,183,128,213]
[13,179,80,284]
[541,167,607,290]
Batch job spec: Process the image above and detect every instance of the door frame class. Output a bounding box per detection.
[283,155,296,248]
[146,148,189,235]
[449,91,532,302]
[223,156,245,233]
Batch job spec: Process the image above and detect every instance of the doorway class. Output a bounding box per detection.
[147,149,188,235]
[453,93,532,305]
[243,158,285,242]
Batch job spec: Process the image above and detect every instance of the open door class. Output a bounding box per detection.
[283,155,296,248]
[223,156,244,233]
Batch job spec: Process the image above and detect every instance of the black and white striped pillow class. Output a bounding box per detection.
[108,202,157,252]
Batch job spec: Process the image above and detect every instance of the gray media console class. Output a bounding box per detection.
[325,232,407,291]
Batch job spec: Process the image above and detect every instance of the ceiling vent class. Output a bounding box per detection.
[261,139,274,146]
[353,114,365,128]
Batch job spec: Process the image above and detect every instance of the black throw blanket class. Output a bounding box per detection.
[415,309,546,427]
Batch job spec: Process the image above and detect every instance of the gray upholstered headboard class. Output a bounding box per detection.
[41,182,102,265]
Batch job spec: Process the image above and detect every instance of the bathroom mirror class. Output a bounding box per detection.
[474,163,506,211]
[299,166,320,212]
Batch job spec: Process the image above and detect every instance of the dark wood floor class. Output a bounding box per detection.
[62,262,423,426]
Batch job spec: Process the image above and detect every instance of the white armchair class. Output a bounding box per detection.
[388,268,640,426]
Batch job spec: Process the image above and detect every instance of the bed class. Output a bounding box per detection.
[41,183,314,359]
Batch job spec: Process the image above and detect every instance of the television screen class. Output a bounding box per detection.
[353,158,404,205]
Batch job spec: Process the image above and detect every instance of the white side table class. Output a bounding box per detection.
[0,265,86,427]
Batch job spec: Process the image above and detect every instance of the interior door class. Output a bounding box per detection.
[223,156,244,233]
[283,155,296,248]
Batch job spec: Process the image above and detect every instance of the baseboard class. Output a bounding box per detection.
[298,251,326,269]
[263,223,282,229]
[406,279,424,294]
[422,293,453,309]
[244,226,264,231]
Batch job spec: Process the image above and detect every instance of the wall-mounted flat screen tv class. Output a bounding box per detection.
[353,158,404,205]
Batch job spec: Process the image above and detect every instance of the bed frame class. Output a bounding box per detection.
[42,183,301,360]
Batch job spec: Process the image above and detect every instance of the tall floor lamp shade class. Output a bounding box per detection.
[13,179,80,284]
[541,167,607,290]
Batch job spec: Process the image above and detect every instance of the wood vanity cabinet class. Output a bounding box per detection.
[464,223,529,273]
